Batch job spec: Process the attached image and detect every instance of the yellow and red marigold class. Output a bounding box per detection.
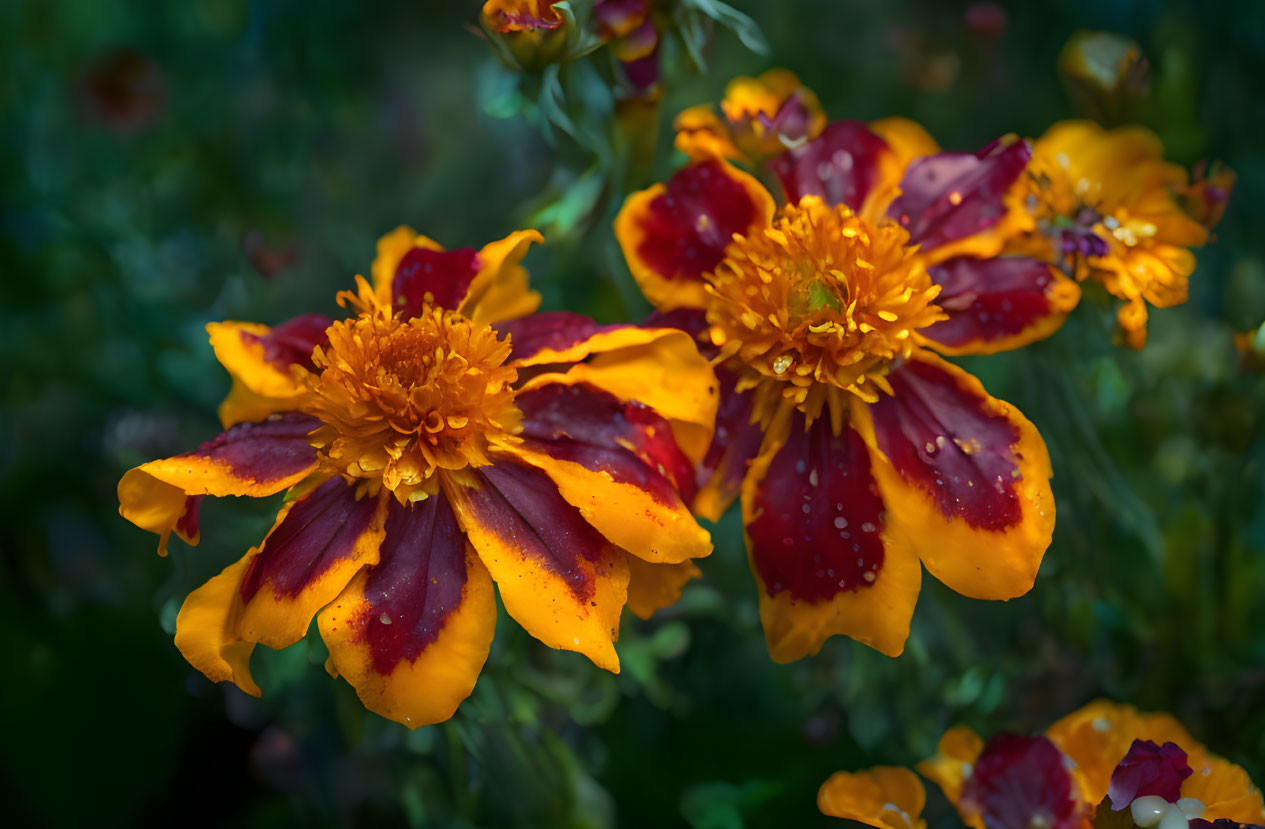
[674,68,827,164]
[1007,121,1232,348]
[821,700,1265,829]
[118,226,717,727]
[617,113,1079,661]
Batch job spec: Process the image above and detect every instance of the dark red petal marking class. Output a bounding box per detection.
[517,382,696,504]
[392,246,481,318]
[961,734,1082,829]
[922,256,1059,348]
[767,119,891,210]
[240,477,379,602]
[184,412,320,484]
[869,360,1021,530]
[886,138,1030,250]
[356,494,469,675]
[175,495,203,539]
[699,367,762,505]
[467,459,611,599]
[635,160,759,283]
[747,410,886,602]
[497,311,629,363]
[241,314,331,372]
[1107,740,1194,810]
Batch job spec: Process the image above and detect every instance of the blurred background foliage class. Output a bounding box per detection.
[2,0,1263,826]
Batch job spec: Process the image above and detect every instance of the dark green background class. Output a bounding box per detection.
[2,1,1262,826]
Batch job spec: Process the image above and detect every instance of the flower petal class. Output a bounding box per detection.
[625,557,700,620]
[443,461,629,672]
[818,766,927,829]
[855,353,1054,601]
[919,256,1080,355]
[1107,740,1193,809]
[694,367,764,521]
[171,555,261,695]
[370,227,542,323]
[868,117,940,166]
[317,493,496,728]
[174,477,387,693]
[516,381,698,504]
[117,412,321,554]
[887,137,1031,258]
[207,316,330,425]
[1045,700,1198,806]
[767,120,895,213]
[235,478,388,649]
[389,244,481,319]
[742,410,921,661]
[503,436,711,566]
[465,229,544,324]
[1183,755,1265,824]
[615,159,774,310]
[500,311,639,365]
[370,225,444,302]
[958,734,1085,829]
[673,103,742,161]
[916,726,985,813]
[508,317,719,466]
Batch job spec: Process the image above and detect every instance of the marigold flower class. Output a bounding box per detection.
[118,226,717,727]
[481,0,564,33]
[1008,120,1230,348]
[824,701,1265,829]
[674,68,827,164]
[616,118,1078,660]
[480,0,574,70]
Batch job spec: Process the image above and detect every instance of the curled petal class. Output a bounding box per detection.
[625,557,700,620]
[818,766,927,829]
[174,478,388,694]
[615,159,774,310]
[855,353,1054,601]
[444,461,629,672]
[743,411,920,661]
[1107,739,1193,809]
[466,229,544,324]
[318,494,496,728]
[919,256,1080,355]
[887,137,1032,258]
[207,317,330,425]
[172,555,261,695]
[117,413,321,554]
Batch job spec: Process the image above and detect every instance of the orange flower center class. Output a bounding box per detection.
[298,296,520,503]
[705,197,945,427]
